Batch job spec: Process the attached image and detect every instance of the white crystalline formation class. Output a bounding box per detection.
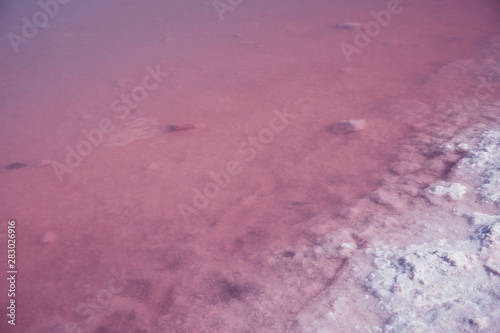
[367,220,500,332]
[365,130,500,332]
[465,130,500,206]
[428,182,467,201]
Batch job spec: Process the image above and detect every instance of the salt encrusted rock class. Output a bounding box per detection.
[473,220,500,249]
[468,316,490,329]
[340,119,365,132]
[327,119,366,134]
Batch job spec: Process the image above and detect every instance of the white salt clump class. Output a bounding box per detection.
[428,182,467,201]
[340,242,355,249]
[456,142,471,152]
[440,143,455,151]
[462,131,500,206]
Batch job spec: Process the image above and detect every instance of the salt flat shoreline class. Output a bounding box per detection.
[295,124,500,332]
[287,37,500,332]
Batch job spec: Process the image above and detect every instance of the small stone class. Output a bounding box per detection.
[467,316,489,329]
[327,119,366,134]
[484,263,500,276]
[334,22,362,30]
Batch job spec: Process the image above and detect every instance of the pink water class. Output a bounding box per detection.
[0,0,499,332]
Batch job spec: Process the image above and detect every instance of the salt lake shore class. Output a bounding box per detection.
[293,43,500,331]
[292,38,500,331]
[30,36,500,333]
[296,122,500,333]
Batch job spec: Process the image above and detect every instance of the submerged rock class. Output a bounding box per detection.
[334,22,362,30]
[5,160,53,171]
[5,163,29,170]
[327,119,366,134]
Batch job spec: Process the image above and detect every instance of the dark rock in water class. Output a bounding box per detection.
[6,163,29,170]
[166,123,195,133]
[334,22,362,30]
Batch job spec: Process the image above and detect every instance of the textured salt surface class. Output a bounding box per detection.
[291,129,500,333]
[365,131,500,332]
[464,130,500,207]
[368,228,500,332]
[290,40,500,331]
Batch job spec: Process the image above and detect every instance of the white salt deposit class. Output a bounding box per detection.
[427,182,467,201]
[358,129,500,332]
[461,130,500,207]
[296,126,500,332]
[367,228,500,332]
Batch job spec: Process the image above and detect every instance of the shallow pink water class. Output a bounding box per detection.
[0,0,499,332]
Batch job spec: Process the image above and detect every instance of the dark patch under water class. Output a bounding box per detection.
[166,124,195,133]
[5,163,29,170]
